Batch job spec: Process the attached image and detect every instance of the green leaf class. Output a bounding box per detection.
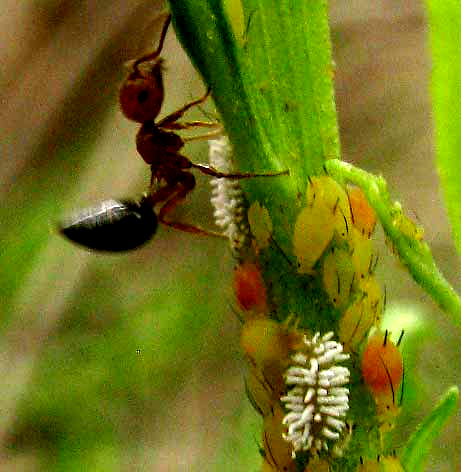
[401,386,459,471]
[426,0,461,259]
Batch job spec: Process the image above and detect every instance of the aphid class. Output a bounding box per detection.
[119,14,171,123]
[361,330,403,397]
[349,228,375,280]
[361,330,404,431]
[347,185,377,238]
[294,176,351,274]
[378,455,405,471]
[245,365,277,418]
[356,455,404,472]
[281,332,350,456]
[263,405,297,472]
[322,247,355,309]
[356,457,380,472]
[248,201,274,251]
[338,293,377,350]
[59,197,157,252]
[390,202,424,242]
[233,261,268,315]
[241,318,303,403]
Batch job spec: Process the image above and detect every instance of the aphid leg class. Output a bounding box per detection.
[157,88,212,127]
[132,14,172,70]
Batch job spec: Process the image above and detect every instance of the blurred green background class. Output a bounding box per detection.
[1,1,459,470]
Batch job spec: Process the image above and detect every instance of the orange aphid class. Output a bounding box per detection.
[361,330,403,396]
[347,186,377,238]
[233,262,268,315]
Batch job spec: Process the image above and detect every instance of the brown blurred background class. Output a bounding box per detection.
[1,1,459,470]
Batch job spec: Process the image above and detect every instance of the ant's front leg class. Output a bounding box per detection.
[157,88,212,128]
[190,162,290,179]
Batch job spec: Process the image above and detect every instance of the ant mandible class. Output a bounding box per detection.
[119,13,288,236]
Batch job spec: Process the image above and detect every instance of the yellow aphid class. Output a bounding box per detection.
[378,455,405,471]
[307,176,352,239]
[350,228,375,280]
[248,201,273,250]
[241,319,290,366]
[322,247,355,309]
[375,392,401,433]
[391,202,424,241]
[358,276,383,325]
[356,455,404,472]
[241,319,302,394]
[294,176,353,274]
[245,365,279,418]
[263,405,297,472]
[356,458,380,472]
[338,294,376,350]
[294,198,336,274]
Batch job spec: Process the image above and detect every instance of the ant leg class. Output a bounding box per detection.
[165,121,223,131]
[132,14,171,70]
[157,173,227,238]
[157,88,212,127]
[190,163,290,179]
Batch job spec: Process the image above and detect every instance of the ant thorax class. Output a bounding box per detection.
[136,123,185,165]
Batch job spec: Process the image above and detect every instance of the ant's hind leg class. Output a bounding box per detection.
[157,173,227,239]
[157,88,212,127]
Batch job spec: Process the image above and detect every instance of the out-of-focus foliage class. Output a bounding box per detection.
[1,1,459,471]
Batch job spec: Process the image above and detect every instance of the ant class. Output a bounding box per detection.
[119,13,288,235]
[59,13,288,251]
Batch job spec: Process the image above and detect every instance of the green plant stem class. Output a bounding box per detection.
[325,159,461,329]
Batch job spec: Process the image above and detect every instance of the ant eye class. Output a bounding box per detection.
[137,89,149,103]
[59,199,158,252]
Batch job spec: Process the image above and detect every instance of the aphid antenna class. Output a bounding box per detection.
[398,364,405,407]
[228,302,244,324]
[270,235,295,268]
[243,9,257,49]
[383,285,387,312]
[346,300,366,346]
[336,268,341,300]
[263,430,278,469]
[378,352,396,405]
[244,377,265,417]
[133,13,172,71]
[383,329,389,347]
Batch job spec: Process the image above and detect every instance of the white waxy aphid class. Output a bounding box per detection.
[209,136,250,256]
[280,332,351,458]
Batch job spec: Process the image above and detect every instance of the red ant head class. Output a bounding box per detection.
[119,59,164,123]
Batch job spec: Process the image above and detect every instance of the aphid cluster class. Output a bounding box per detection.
[232,256,351,470]
[293,176,382,351]
[59,15,287,252]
